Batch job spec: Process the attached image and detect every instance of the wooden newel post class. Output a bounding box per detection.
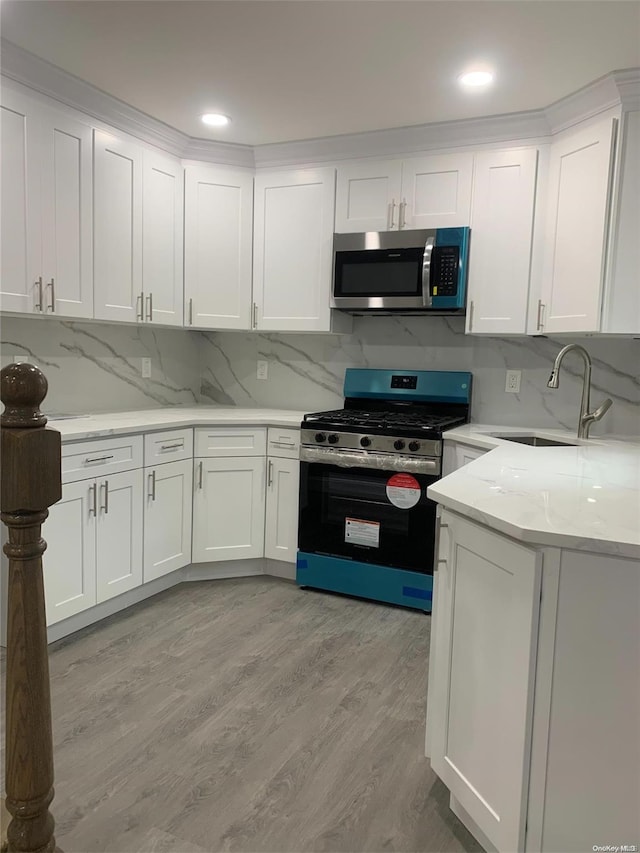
[1,363,62,853]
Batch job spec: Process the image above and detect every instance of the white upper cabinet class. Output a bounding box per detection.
[0,89,41,314]
[400,153,473,230]
[184,164,253,330]
[602,108,640,334]
[0,87,93,318]
[142,150,184,326]
[539,114,618,334]
[335,153,473,232]
[93,130,144,323]
[466,148,539,335]
[334,160,403,232]
[253,167,342,332]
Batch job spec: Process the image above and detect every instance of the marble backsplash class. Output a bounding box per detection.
[0,316,201,414]
[2,314,638,437]
[199,317,640,437]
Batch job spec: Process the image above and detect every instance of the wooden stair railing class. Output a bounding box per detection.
[1,363,62,853]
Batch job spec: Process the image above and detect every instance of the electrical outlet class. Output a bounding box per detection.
[141,358,152,378]
[256,360,269,380]
[505,370,521,393]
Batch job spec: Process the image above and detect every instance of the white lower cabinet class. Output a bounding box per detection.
[95,469,144,603]
[143,459,193,582]
[44,468,143,624]
[44,479,97,625]
[442,441,487,476]
[264,456,300,563]
[192,456,266,562]
[428,510,541,853]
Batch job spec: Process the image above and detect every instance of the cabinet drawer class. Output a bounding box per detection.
[144,428,193,466]
[267,427,300,459]
[62,435,143,483]
[195,427,266,458]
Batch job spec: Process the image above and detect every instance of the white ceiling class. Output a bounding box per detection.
[1,1,639,146]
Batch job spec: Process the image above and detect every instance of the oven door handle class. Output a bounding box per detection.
[300,446,440,475]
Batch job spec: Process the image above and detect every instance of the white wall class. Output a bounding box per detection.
[0,316,201,414]
[199,317,640,437]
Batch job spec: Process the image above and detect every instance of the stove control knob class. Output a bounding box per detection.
[408,441,420,452]
[360,436,372,448]
[394,439,406,451]
[328,434,339,445]
[315,432,327,443]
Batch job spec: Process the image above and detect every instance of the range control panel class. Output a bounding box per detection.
[390,374,418,390]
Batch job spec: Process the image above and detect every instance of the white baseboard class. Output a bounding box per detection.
[1,556,297,647]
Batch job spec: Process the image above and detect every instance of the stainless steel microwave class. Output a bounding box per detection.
[331,227,470,314]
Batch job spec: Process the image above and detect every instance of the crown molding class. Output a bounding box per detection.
[0,39,254,167]
[2,38,638,170]
[253,110,551,168]
[544,68,640,135]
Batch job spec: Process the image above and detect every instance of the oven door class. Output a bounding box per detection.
[298,452,440,574]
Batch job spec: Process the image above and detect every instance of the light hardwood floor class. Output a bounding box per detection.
[5,577,482,853]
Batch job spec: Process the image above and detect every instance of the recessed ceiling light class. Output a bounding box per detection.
[201,113,230,127]
[458,70,494,88]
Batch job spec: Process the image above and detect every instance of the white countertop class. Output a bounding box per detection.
[47,406,307,441]
[430,425,640,558]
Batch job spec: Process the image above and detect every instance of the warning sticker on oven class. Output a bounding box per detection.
[345,517,380,548]
[386,473,421,509]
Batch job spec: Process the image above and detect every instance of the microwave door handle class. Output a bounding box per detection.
[422,236,435,308]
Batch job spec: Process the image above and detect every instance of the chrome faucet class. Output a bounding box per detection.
[547,344,613,439]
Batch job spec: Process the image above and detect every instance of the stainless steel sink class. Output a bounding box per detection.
[491,434,577,447]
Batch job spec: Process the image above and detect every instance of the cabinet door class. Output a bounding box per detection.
[0,89,42,314]
[264,457,300,563]
[401,153,473,230]
[467,149,538,334]
[40,108,93,319]
[184,165,253,330]
[143,151,184,326]
[540,115,617,333]
[44,480,97,625]
[143,459,193,582]
[96,469,143,602]
[334,159,402,232]
[93,130,143,322]
[428,512,541,853]
[192,456,265,562]
[253,168,335,332]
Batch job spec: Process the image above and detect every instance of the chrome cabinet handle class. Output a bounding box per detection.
[388,199,397,229]
[146,292,153,322]
[148,470,156,501]
[252,302,258,329]
[197,460,203,490]
[188,297,193,326]
[101,480,109,514]
[34,276,43,311]
[84,454,114,464]
[88,483,97,516]
[267,459,273,488]
[136,291,144,321]
[47,277,55,312]
[537,299,545,332]
[160,442,183,451]
[399,199,406,229]
[468,300,475,332]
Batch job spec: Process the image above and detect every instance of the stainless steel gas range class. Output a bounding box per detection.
[296,368,472,611]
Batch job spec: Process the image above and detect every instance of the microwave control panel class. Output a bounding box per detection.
[431,246,460,297]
